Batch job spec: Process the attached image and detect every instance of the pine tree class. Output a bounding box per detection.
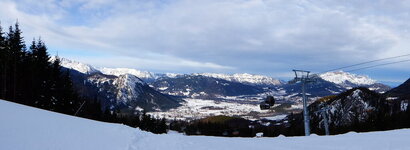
[158,118,168,133]
[0,22,6,99]
[86,97,102,119]
[6,22,26,102]
[0,21,134,130]
[13,23,25,100]
[140,110,151,131]
[29,39,51,108]
[48,56,81,114]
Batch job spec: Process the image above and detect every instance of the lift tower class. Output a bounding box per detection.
[290,70,316,136]
[316,104,330,135]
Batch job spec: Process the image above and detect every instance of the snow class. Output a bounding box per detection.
[196,73,283,85]
[401,101,408,111]
[88,73,145,103]
[149,98,263,120]
[351,89,362,98]
[158,86,169,90]
[52,57,100,74]
[163,73,181,78]
[263,114,288,121]
[0,99,136,150]
[113,74,145,102]
[100,67,155,79]
[1,99,410,150]
[320,71,376,85]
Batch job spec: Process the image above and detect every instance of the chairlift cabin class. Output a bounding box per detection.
[260,102,270,110]
[265,96,275,106]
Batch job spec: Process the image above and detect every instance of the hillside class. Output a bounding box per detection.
[1,99,410,150]
[386,78,410,99]
[292,87,410,135]
[67,69,181,111]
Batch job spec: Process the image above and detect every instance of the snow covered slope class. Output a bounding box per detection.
[1,99,410,150]
[0,99,136,150]
[197,73,283,86]
[0,100,410,150]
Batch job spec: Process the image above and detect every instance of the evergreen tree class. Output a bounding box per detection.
[51,57,78,113]
[78,96,102,120]
[0,21,84,116]
[30,39,51,108]
[0,22,6,99]
[158,118,168,133]
[7,22,26,101]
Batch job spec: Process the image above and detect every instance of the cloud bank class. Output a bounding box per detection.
[0,0,409,82]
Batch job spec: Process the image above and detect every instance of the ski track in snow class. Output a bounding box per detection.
[1,99,410,150]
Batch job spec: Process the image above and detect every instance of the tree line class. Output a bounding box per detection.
[0,21,167,134]
[0,22,80,113]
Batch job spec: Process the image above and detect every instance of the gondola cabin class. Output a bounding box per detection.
[260,102,270,110]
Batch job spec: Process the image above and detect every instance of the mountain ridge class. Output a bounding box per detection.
[56,57,389,92]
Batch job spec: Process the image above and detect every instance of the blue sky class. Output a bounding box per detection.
[0,0,409,86]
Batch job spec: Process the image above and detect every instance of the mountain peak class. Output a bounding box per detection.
[113,74,146,103]
[99,67,155,80]
[320,71,376,86]
[52,57,99,74]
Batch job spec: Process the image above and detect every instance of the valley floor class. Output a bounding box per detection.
[0,99,408,150]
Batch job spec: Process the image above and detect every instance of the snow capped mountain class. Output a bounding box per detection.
[71,71,180,111]
[280,77,346,98]
[151,74,264,99]
[319,71,390,93]
[55,57,392,114]
[99,67,185,82]
[196,73,283,86]
[161,73,182,78]
[100,68,156,81]
[113,74,145,103]
[52,57,100,74]
[320,71,376,86]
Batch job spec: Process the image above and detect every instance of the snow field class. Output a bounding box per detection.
[1,99,410,150]
[148,98,266,120]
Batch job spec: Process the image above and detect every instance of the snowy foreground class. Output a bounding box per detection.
[1,100,409,150]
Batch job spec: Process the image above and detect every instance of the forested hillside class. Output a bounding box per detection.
[0,22,168,134]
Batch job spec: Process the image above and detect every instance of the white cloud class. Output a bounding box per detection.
[71,55,234,73]
[0,0,409,80]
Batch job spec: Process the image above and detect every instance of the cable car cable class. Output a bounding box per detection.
[345,59,410,72]
[320,53,410,73]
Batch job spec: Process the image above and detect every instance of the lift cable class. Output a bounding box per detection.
[320,53,410,74]
[345,59,410,72]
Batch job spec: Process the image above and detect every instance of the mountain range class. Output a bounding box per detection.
[65,67,180,112]
[56,57,392,113]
